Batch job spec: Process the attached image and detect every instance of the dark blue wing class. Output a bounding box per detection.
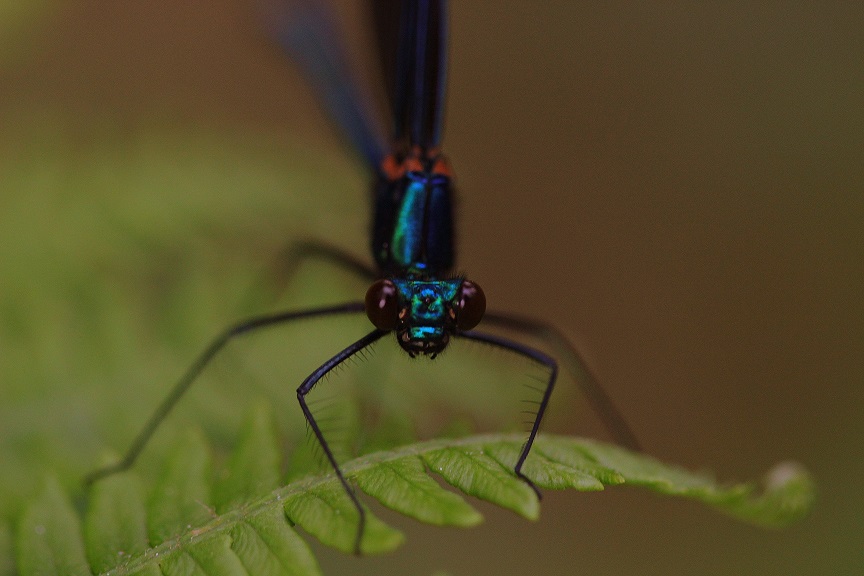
[387,0,449,149]
[369,0,402,118]
[268,1,386,171]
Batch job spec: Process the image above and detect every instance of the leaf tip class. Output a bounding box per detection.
[760,460,815,525]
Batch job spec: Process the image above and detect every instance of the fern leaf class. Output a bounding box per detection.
[82,404,813,575]
[213,402,282,512]
[12,406,813,576]
[16,477,89,576]
[146,429,213,544]
[83,471,148,572]
[354,457,482,527]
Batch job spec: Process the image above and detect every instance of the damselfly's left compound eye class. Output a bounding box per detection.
[456,280,486,330]
[365,279,399,331]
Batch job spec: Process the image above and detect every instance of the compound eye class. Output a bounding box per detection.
[456,280,486,330]
[365,279,399,331]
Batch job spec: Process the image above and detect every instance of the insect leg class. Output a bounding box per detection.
[84,302,366,486]
[296,328,389,555]
[483,312,641,451]
[455,330,558,499]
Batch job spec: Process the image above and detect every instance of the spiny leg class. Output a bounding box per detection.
[297,329,389,555]
[456,330,558,499]
[84,302,366,486]
[483,312,641,451]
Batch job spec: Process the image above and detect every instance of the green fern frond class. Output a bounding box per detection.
[13,403,813,576]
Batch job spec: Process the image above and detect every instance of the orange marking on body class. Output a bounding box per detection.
[431,156,453,177]
[403,156,424,173]
[381,154,404,180]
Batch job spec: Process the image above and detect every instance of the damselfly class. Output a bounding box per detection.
[86,0,640,555]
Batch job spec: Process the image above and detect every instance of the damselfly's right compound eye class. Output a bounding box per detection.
[456,280,486,330]
[365,279,399,331]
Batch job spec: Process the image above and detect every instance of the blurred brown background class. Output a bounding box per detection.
[2,1,861,574]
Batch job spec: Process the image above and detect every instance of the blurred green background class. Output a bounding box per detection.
[1,1,861,574]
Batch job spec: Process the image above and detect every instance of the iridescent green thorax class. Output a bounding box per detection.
[392,277,462,356]
[391,177,423,270]
[372,154,455,277]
